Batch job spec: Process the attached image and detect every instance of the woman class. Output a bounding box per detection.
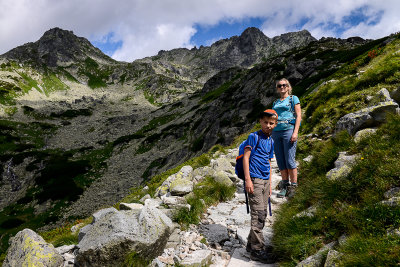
[271,78,301,198]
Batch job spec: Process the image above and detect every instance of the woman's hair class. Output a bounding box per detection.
[276,78,292,95]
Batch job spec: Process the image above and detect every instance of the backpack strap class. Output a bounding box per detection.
[253,130,261,153]
[289,95,294,114]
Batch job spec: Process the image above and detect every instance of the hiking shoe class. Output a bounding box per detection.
[277,188,287,198]
[250,250,276,264]
[246,243,252,252]
[286,184,298,198]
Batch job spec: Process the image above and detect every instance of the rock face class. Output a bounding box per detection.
[75,205,174,266]
[3,228,63,267]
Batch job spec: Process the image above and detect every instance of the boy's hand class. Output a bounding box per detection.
[245,179,254,194]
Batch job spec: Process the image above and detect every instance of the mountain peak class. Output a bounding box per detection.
[240,27,266,38]
[2,27,113,67]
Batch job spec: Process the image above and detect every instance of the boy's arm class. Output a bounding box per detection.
[243,148,253,194]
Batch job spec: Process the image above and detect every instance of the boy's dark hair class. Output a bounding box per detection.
[259,109,278,120]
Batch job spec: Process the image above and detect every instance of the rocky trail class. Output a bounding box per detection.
[152,151,287,267]
[3,146,288,267]
[205,158,285,267]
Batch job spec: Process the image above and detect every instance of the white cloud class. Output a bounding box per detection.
[0,0,399,61]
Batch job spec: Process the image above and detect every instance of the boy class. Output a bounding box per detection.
[243,109,277,264]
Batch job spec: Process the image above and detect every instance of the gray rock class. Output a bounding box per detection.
[378,88,392,102]
[354,128,377,142]
[140,193,151,202]
[170,179,194,196]
[56,244,76,254]
[295,205,318,218]
[324,249,343,267]
[200,224,229,244]
[211,158,235,174]
[155,166,193,197]
[303,155,314,162]
[179,249,212,267]
[192,166,215,178]
[75,204,174,267]
[296,241,336,267]
[384,187,400,199]
[326,152,358,180]
[165,228,182,249]
[390,86,400,103]
[161,195,188,207]
[386,227,400,237]
[167,166,194,196]
[336,101,399,135]
[338,235,348,246]
[119,202,144,210]
[3,228,63,267]
[212,170,234,187]
[380,197,400,207]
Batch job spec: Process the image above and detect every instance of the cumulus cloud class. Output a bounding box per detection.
[0,0,399,61]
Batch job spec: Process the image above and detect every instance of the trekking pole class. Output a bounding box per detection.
[244,180,250,214]
[268,197,272,216]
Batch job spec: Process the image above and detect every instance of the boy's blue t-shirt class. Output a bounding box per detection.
[245,131,274,180]
[272,95,300,132]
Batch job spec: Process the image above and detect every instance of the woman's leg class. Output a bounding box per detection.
[288,168,297,184]
[272,131,289,188]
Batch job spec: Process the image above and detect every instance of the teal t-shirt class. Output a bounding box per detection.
[272,95,300,132]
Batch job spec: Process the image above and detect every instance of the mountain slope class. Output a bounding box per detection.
[0,27,382,256]
[273,32,400,266]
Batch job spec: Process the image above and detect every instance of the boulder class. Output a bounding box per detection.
[380,197,400,207]
[384,187,400,199]
[354,128,377,143]
[336,101,399,135]
[295,205,318,218]
[192,166,215,178]
[324,249,344,267]
[379,187,400,207]
[75,204,174,267]
[119,202,144,210]
[170,179,193,196]
[179,249,212,267]
[3,228,63,267]
[378,88,392,102]
[161,195,188,207]
[390,86,400,103]
[199,224,229,244]
[157,166,194,197]
[296,241,336,267]
[212,170,234,186]
[211,157,235,174]
[326,152,358,180]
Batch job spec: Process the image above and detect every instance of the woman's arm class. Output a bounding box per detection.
[291,103,302,142]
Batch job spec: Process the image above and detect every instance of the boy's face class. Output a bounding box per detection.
[260,116,276,134]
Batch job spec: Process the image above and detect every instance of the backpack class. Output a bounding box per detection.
[235,131,261,180]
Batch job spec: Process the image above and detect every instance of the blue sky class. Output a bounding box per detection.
[0,0,398,61]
